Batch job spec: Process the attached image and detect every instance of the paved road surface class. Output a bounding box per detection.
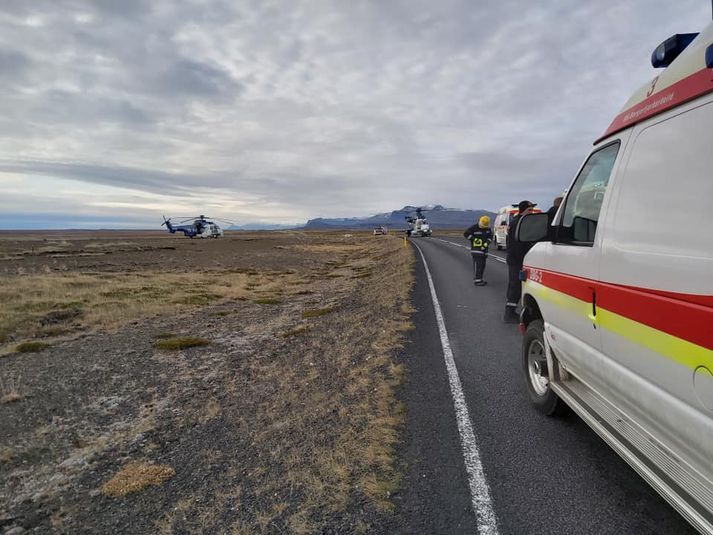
[393,235,695,535]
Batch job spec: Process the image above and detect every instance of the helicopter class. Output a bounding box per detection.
[405,207,432,237]
[161,215,233,238]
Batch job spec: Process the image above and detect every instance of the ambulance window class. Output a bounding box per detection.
[558,142,620,245]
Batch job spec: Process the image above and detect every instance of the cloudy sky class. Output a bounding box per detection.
[0,1,710,228]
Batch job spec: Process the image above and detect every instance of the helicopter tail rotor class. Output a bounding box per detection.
[161,215,176,233]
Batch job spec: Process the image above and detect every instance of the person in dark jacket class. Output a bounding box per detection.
[504,200,535,323]
[546,196,563,224]
[464,215,493,286]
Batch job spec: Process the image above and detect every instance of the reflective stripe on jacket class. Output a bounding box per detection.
[463,225,492,254]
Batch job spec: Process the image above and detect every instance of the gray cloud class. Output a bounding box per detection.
[0,0,709,227]
[0,48,30,77]
[0,160,199,193]
[155,59,240,96]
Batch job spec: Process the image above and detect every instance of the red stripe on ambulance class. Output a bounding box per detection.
[524,267,713,351]
[597,66,713,143]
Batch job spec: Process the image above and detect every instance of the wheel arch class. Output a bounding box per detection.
[521,293,543,327]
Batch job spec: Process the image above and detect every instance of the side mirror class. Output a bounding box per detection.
[516,213,551,243]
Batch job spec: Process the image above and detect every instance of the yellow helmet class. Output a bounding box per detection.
[478,215,490,228]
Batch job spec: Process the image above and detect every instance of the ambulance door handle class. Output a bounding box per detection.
[587,286,597,327]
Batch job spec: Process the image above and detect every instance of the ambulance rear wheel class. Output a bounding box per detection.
[523,320,567,416]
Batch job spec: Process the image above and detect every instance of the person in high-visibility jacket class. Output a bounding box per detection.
[463,215,493,286]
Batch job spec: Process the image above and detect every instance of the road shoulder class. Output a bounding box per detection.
[389,244,477,534]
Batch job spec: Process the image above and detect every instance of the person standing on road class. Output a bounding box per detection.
[504,200,535,323]
[546,196,563,224]
[464,215,493,286]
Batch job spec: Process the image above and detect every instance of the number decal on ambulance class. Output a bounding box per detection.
[529,269,543,283]
[646,75,659,97]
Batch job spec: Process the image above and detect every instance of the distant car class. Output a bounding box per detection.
[373,226,388,235]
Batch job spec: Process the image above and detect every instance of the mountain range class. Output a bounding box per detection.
[302,205,495,230]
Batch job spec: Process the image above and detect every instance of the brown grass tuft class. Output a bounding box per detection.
[1,392,22,404]
[154,332,176,339]
[280,325,312,338]
[198,400,222,424]
[174,293,221,306]
[15,341,50,353]
[0,447,15,463]
[301,307,335,319]
[360,471,402,511]
[101,462,175,497]
[153,337,210,350]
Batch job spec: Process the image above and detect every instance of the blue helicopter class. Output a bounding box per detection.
[161,215,233,238]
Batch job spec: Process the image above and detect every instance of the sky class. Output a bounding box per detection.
[0,1,710,229]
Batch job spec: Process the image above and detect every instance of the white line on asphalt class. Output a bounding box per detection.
[411,241,499,535]
[433,237,507,264]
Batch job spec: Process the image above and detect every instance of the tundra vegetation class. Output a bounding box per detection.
[0,230,414,534]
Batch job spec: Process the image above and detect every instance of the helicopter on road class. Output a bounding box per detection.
[405,207,432,237]
[161,215,233,238]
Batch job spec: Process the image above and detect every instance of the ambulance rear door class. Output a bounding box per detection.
[597,97,713,499]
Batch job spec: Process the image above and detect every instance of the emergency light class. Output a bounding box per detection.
[651,33,698,68]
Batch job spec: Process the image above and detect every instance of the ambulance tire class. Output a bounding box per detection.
[522,320,568,416]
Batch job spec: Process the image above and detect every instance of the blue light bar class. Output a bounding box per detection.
[651,33,699,68]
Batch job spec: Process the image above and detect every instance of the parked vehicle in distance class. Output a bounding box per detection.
[515,23,713,534]
[493,204,539,249]
[372,226,388,235]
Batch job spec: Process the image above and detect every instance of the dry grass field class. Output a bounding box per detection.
[0,230,415,534]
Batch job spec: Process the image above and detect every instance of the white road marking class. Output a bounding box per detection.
[412,241,500,535]
[434,237,507,264]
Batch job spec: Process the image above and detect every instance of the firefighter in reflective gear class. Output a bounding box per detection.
[464,215,493,286]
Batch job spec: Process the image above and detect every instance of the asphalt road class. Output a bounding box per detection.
[393,235,695,535]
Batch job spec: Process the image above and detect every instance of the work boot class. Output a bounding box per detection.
[503,306,519,324]
[474,280,487,286]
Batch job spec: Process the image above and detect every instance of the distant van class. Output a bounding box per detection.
[515,24,713,533]
[493,204,539,249]
[492,205,516,249]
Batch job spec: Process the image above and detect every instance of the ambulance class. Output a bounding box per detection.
[493,205,517,249]
[493,204,539,249]
[515,24,713,533]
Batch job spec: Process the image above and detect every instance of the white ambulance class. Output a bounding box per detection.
[515,24,713,533]
[492,205,518,249]
[493,204,540,249]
